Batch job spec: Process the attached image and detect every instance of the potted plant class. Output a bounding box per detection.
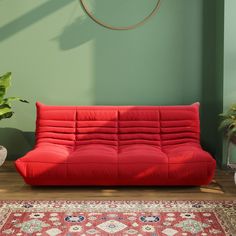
[219,104,236,184]
[0,72,28,166]
[219,104,236,142]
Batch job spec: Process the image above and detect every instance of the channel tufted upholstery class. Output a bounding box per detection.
[15,102,216,186]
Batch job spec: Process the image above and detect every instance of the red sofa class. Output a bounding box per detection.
[15,102,216,186]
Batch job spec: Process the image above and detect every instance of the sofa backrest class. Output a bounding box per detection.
[118,108,160,147]
[76,108,118,146]
[36,104,76,146]
[159,105,200,147]
[36,102,200,148]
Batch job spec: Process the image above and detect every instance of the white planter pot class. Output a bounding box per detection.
[0,145,7,166]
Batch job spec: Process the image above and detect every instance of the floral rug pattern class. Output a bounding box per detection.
[0,200,235,235]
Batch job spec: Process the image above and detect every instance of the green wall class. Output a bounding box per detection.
[223,0,236,164]
[0,0,223,161]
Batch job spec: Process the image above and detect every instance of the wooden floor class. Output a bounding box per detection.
[0,161,236,201]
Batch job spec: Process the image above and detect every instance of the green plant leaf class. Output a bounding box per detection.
[0,87,6,100]
[1,97,29,104]
[0,72,11,89]
[0,105,13,120]
[19,99,29,103]
[219,118,235,131]
[0,72,11,101]
[0,111,13,120]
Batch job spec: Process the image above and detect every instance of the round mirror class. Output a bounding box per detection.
[80,0,161,30]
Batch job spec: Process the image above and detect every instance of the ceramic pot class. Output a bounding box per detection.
[0,145,7,166]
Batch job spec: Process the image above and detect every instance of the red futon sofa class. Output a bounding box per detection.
[15,102,216,186]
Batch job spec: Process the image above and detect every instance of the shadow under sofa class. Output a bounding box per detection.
[15,102,216,186]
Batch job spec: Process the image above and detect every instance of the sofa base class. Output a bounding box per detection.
[15,160,216,186]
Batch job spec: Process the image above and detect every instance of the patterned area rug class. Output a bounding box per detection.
[0,200,235,236]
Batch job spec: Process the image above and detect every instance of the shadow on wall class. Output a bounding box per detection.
[0,128,34,160]
[53,16,96,50]
[0,0,74,42]
[53,0,147,51]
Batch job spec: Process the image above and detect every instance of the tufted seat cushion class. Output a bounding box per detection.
[68,145,118,185]
[164,144,215,185]
[15,102,216,186]
[118,144,168,185]
[15,144,71,185]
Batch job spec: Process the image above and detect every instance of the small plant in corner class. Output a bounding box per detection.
[219,104,236,143]
[219,104,236,184]
[0,72,28,120]
[0,72,28,166]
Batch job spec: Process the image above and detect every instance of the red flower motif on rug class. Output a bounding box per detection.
[0,200,235,235]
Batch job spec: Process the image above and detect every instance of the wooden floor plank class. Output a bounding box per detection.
[0,161,236,200]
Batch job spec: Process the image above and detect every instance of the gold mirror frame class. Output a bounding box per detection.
[80,0,161,30]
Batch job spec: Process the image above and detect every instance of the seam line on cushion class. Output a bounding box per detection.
[195,105,200,141]
[74,108,77,149]
[161,119,198,122]
[167,162,214,164]
[117,108,120,182]
[159,108,167,178]
[26,162,29,179]
[20,161,118,164]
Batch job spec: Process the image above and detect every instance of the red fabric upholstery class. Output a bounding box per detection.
[15,102,216,186]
